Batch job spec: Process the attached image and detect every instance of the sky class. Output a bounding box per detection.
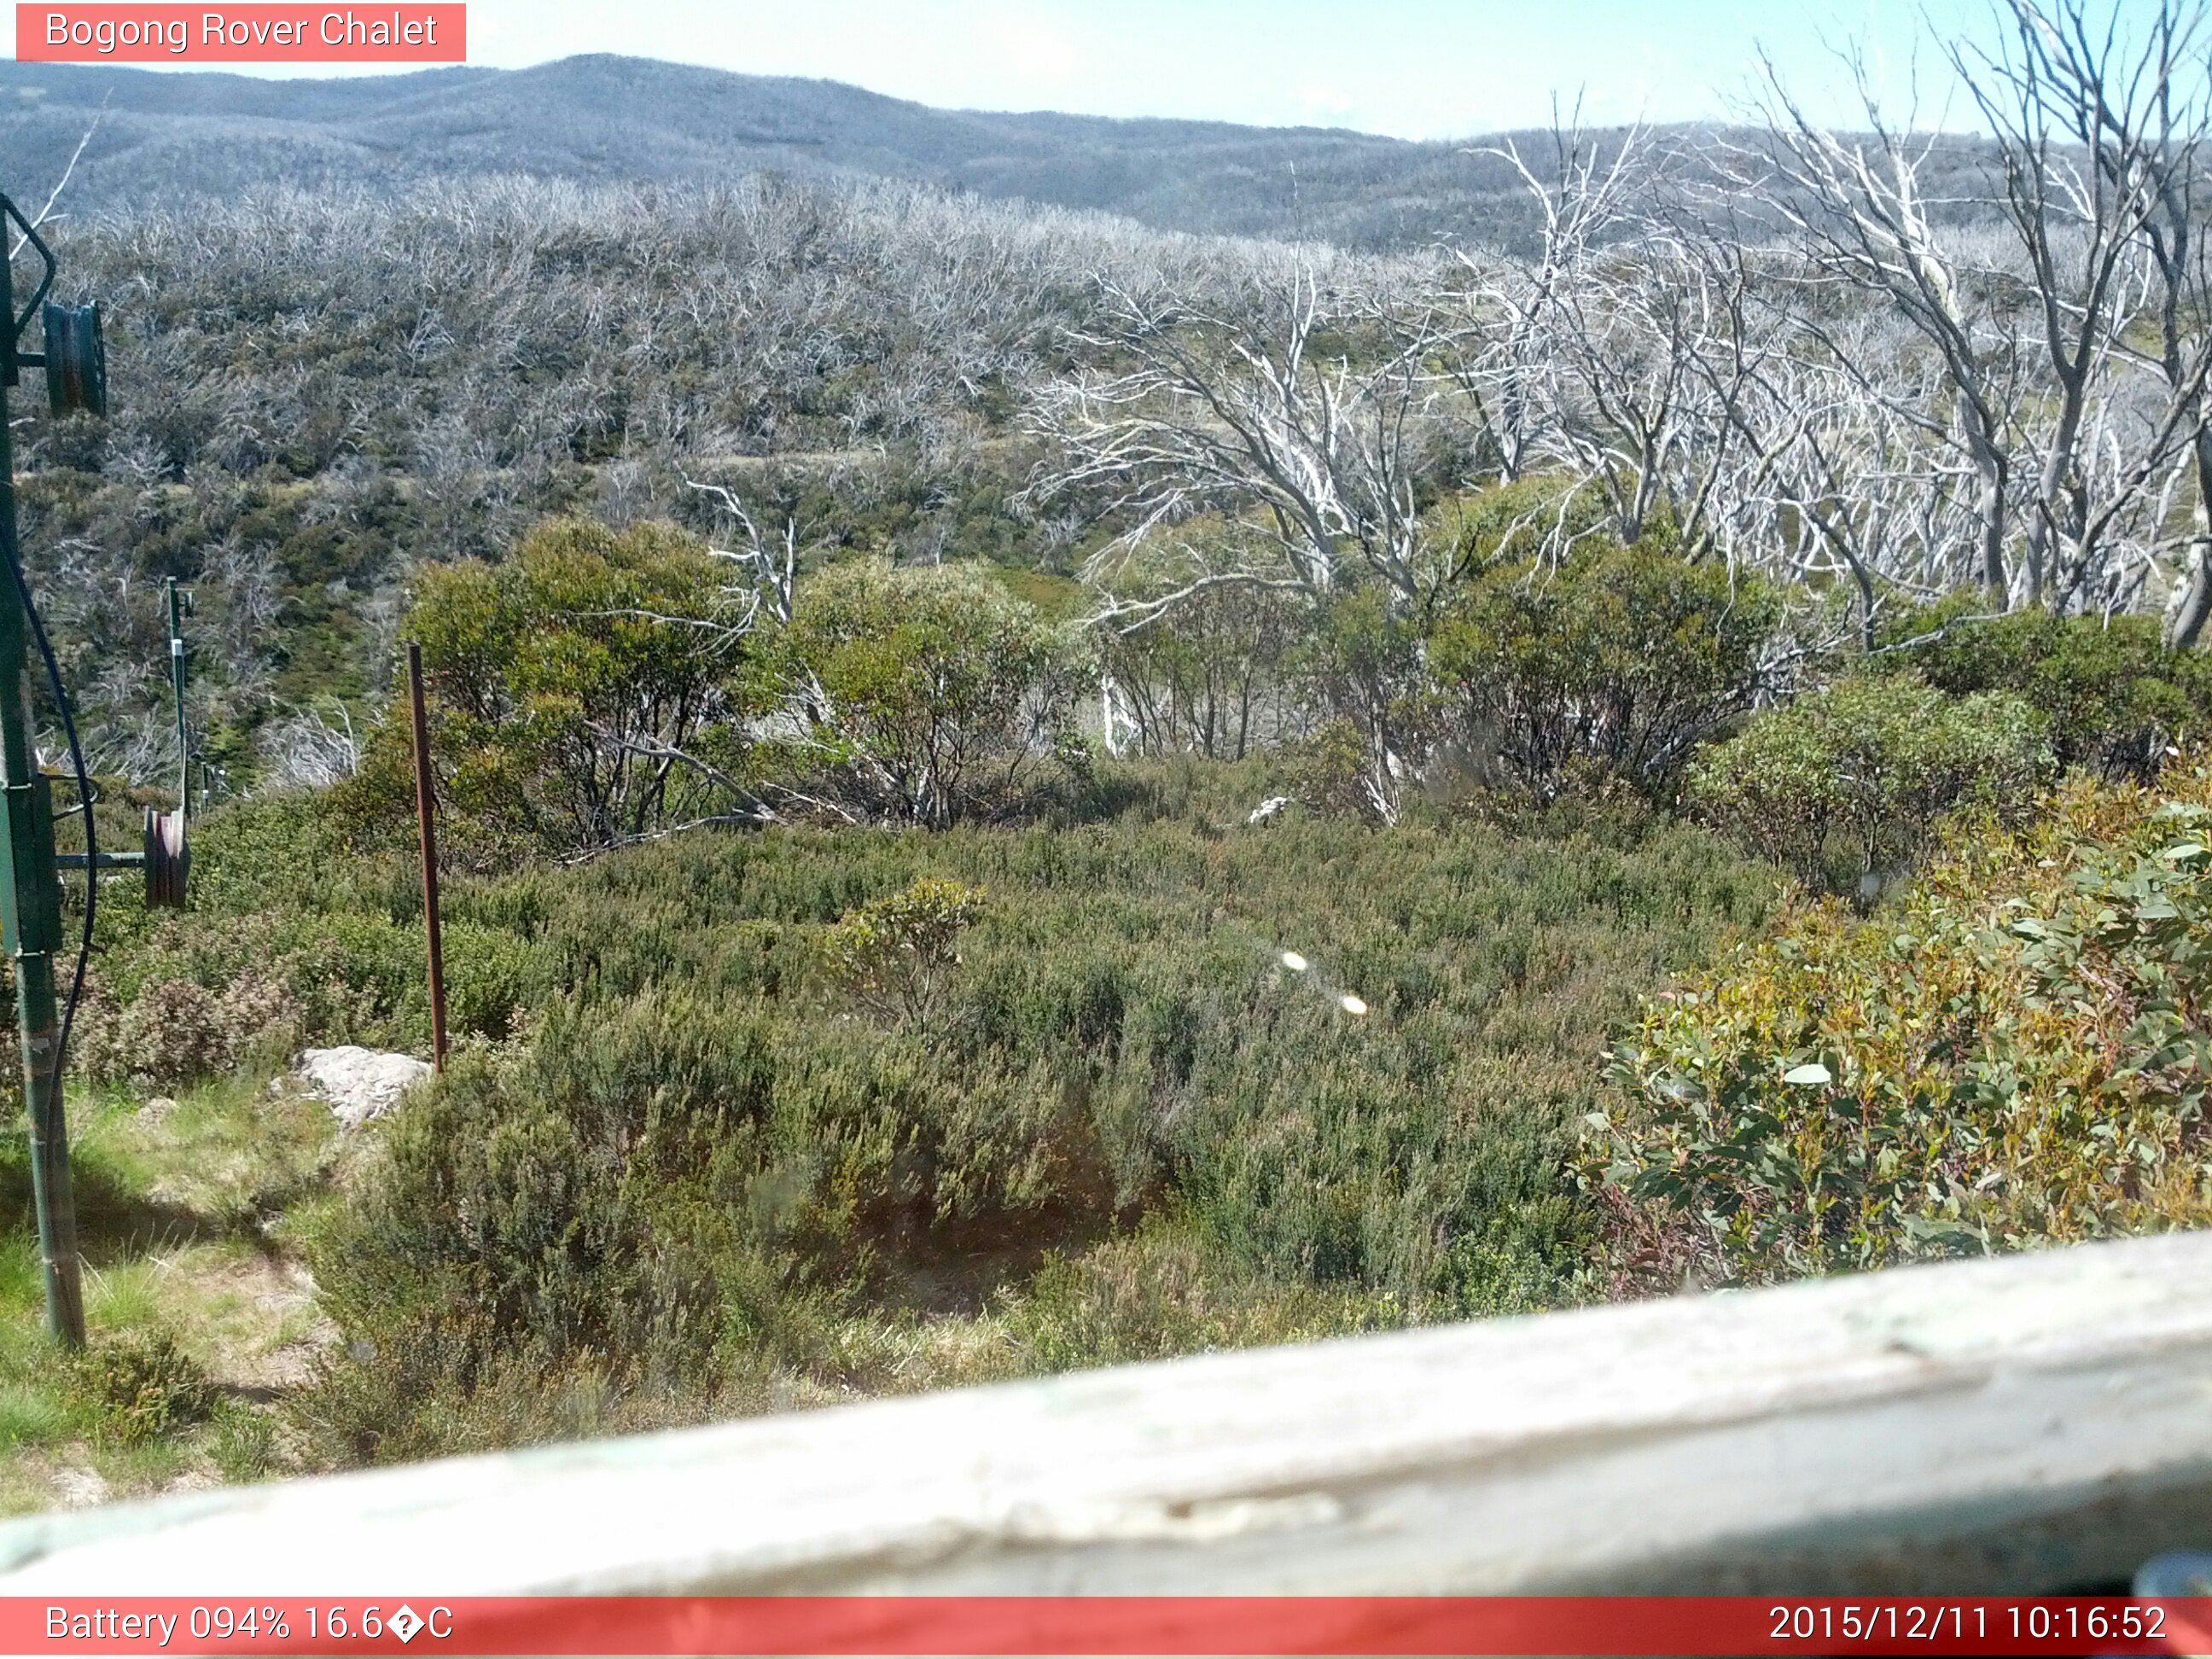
[90,0,2049,139]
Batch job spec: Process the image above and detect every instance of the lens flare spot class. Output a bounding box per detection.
[1280,952,1309,972]
[1339,994,1368,1016]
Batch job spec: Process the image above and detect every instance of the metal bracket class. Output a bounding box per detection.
[0,195,58,388]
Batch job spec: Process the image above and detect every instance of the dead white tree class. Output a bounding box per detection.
[259,701,364,789]
[1540,214,1784,556]
[1950,0,2212,612]
[1447,117,1653,486]
[1022,257,1458,615]
[1752,49,2029,601]
[685,477,797,626]
[1022,256,1468,822]
[6,103,105,256]
[1729,328,1970,644]
[1751,3,2212,624]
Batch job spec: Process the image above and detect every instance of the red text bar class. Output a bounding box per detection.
[4,1597,2212,1656]
[14,5,465,62]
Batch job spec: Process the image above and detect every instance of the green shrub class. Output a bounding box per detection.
[1886,606,2212,781]
[313,994,778,1382]
[1688,677,2054,895]
[818,876,985,1032]
[754,560,1091,827]
[1289,587,1435,822]
[306,980,1107,1429]
[1591,765,2212,1289]
[1284,716,1389,822]
[1093,527,1309,760]
[1427,544,1785,802]
[335,518,744,864]
[74,1333,215,1447]
[73,968,302,1093]
[439,922,535,1041]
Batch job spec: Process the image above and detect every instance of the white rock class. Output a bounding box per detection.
[1246,795,1290,826]
[54,1467,108,1510]
[293,1046,434,1130]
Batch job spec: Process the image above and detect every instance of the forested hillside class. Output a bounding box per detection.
[3,0,2210,1507]
[17,175,1159,786]
[2,55,1630,248]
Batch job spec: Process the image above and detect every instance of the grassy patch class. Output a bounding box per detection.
[0,1080,338,1512]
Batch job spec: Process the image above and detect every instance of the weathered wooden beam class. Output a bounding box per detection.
[2,1231,2209,1594]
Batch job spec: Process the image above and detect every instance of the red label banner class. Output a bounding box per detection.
[2,1597,2211,1656]
[14,5,464,62]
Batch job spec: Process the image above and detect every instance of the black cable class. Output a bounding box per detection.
[2,551,93,1086]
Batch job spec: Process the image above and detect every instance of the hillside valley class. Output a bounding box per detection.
[0,5,2209,1515]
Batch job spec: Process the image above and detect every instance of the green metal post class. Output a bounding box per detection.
[0,358,84,1349]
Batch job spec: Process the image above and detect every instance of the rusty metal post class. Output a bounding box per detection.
[406,643,448,1073]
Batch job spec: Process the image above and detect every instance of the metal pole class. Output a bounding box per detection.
[406,643,448,1073]
[0,350,84,1347]
[166,578,187,820]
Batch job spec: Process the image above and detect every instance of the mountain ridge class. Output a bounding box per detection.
[0,53,1618,247]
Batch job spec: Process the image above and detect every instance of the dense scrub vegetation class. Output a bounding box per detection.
[48,596,2212,1480]
[67,770,1773,1464]
[32,481,2212,1482]
[1595,765,2212,1289]
[14,173,1224,790]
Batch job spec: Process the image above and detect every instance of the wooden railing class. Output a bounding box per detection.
[0,1229,2208,1595]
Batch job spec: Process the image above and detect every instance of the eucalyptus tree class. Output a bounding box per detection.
[1025,253,1462,617]
[1950,0,2212,614]
[1752,0,2212,626]
[1447,119,1651,486]
[1750,50,2027,601]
